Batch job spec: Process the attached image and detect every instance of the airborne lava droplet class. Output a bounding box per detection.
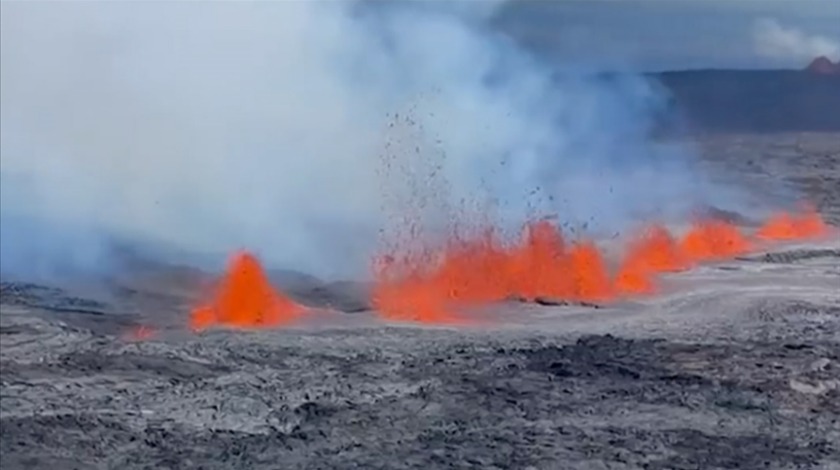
[189,251,302,331]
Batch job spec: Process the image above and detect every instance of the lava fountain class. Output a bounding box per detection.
[190,251,303,331]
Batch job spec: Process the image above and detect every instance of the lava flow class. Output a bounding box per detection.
[189,251,303,331]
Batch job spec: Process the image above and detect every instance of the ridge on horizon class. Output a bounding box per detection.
[638,56,840,74]
[644,56,840,134]
[806,55,840,75]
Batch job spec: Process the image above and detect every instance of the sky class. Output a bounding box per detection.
[494,0,840,70]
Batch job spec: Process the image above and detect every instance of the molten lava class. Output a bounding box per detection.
[186,205,831,328]
[371,210,830,323]
[680,219,751,262]
[436,229,513,303]
[616,224,687,295]
[756,207,830,241]
[189,251,302,331]
[371,230,512,323]
[509,221,576,301]
[371,253,462,323]
[372,220,617,322]
[569,240,614,301]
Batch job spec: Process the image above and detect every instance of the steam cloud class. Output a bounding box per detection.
[1,1,736,281]
[753,17,840,63]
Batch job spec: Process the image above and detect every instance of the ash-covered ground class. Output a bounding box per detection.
[2,133,840,470]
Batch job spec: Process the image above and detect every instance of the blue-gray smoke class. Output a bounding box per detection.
[0,0,739,281]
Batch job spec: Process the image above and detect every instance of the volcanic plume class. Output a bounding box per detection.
[0,1,755,283]
[190,251,302,331]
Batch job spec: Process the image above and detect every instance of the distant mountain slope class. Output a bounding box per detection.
[806,56,840,76]
[651,68,840,133]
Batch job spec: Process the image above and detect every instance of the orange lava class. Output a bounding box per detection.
[569,240,614,301]
[756,207,830,241]
[371,210,827,323]
[508,221,576,301]
[372,220,615,322]
[680,219,751,262]
[371,253,462,323]
[371,230,512,323]
[437,229,513,303]
[188,207,832,328]
[615,224,688,295]
[189,251,303,331]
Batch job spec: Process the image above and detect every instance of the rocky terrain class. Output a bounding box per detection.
[695,132,840,226]
[1,132,839,469]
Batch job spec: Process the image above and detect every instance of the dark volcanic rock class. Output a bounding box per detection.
[3,332,837,469]
[0,282,108,315]
[288,280,372,313]
[739,248,840,264]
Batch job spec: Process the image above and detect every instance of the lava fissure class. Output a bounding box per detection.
[180,208,831,331]
[372,208,832,323]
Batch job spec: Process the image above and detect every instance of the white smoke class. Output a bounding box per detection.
[0,1,729,280]
[753,17,840,63]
